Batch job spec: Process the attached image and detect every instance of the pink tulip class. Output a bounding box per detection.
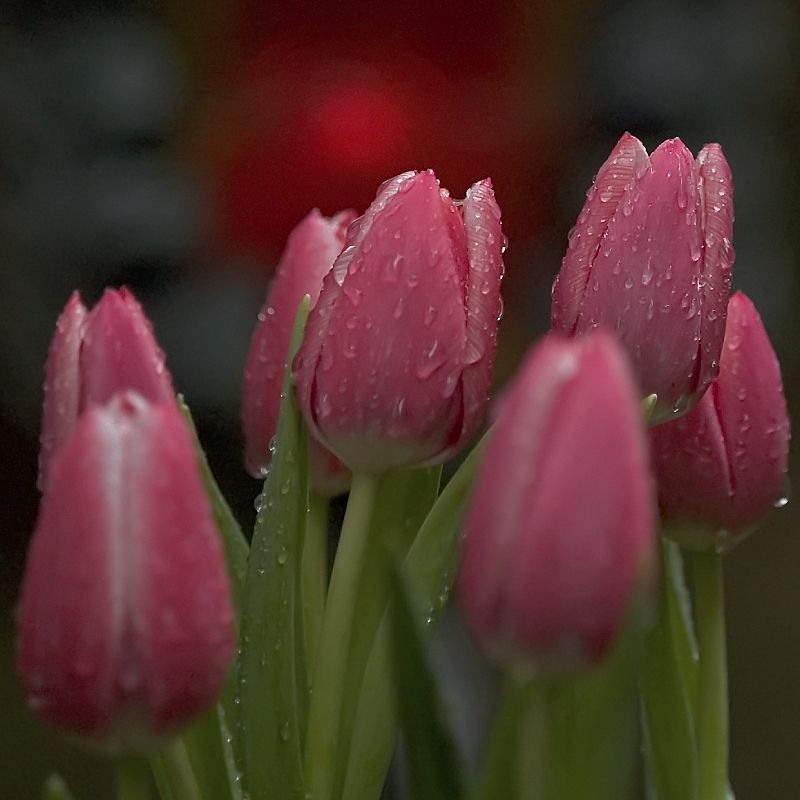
[39,288,175,491]
[241,209,356,494]
[651,292,790,547]
[293,170,505,473]
[551,133,734,421]
[459,331,656,670]
[18,392,235,748]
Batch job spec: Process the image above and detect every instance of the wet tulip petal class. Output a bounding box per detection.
[39,292,87,492]
[80,289,175,410]
[652,292,790,540]
[551,136,735,421]
[294,169,505,474]
[242,208,355,486]
[552,133,648,332]
[18,393,235,745]
[459,178,505,449]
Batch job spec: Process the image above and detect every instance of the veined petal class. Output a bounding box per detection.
[458,178,505,448]
[695,143,735,392]
[575,138,704,416]
[551,133,648,333]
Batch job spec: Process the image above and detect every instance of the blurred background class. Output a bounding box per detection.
[1,0,798,796]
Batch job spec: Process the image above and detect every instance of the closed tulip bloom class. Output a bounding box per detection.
[39,288,175,491]
[651,292,790,547]
[459,331,656,670]
[242,209,356,494]
[551,133,734,421]
[293,170,505,474]
[18,392,235,748]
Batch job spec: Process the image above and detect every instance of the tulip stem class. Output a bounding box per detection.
[472,675,557,800]
[116,757,150,800]
[687,548,729,800]
[303,489,329,673]
[150,739,202,800]
[304,472,380,800]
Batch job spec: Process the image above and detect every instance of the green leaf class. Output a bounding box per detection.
[331,465,441,798]
[389,560,464,800]
[343,441,484,800]
[641,540,699,800]
[177,397,249,799]
[238,298,311,800]
[180,705,243,800]
[42,775,75,800]
[177,396,249,617]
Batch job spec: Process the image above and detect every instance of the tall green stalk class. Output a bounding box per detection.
[303,472,380,800]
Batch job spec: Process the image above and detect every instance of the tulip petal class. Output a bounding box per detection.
[651,293,790,539]
[713,294,789,528]
[296,171,467,472]
[458,178,505,448]
[80,289,175,410]
[20,404,125,738]
[511,334,653,665]
[551,133,649,333]
[575,139,704,415]
[39,292,87,492]
[131,399,235,733]
[18,393,234,744]
[651,390,733,530]
[459,335,581,650]
[242,209,354,479]
[460,332,655,669]
[695,144,735,391]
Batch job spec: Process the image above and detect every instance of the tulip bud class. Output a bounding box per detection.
[18,392,235,749]
[241,209,356,494]
[293,170,505,473]
[551,133,734,421]
[459,331,656,671]
[39,288,175,491]
[651,292,790,548]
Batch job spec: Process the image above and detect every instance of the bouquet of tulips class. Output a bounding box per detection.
[18,134,790,800]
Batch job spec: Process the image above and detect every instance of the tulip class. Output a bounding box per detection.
[39,288,175,491]
[551,133,734,421]
[18,391,235,748]
[293,170,505,474]
[459,331,656,670]
[651,292,790,548]
[241,209,356,494]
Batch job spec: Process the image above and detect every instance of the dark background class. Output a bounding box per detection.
[1,0,797,796]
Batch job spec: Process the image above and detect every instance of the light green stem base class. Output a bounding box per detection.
[473,675,557,800]
[303,472,379,800]
[687,548,729,800]
[150,739,202,800]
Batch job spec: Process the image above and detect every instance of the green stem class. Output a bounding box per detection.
[303,489,329,673]
[519,681,557,800]
[473,675,556,800]
[153,739,203,800]
[116,757,150,800]
[686,549,729,800]
[304,472,380,800]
